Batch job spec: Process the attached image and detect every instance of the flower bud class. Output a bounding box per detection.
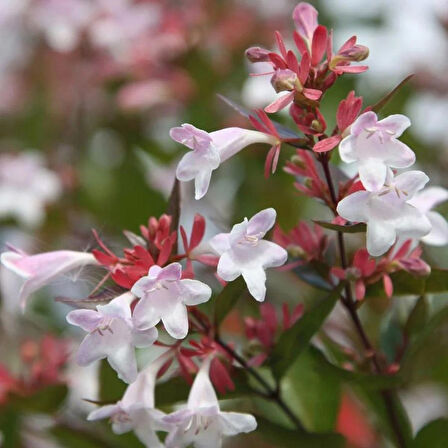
[271,69,298,93]
[290,154,305,168]
[287,244,306,258]
[339,45,369,62]
[245,46,270,63]
[399,259,431,276]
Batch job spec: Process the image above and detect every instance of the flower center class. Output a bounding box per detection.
[111,410,131,424]
[364,126,395,143]
[243,232,263,246]
[91,317,115,336]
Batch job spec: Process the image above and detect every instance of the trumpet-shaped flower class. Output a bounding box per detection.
[0,250,98,309]
[337,170,432,256]
[170,124,279,200]
[131,263,212,339]
[66,293,158,383]
[339,112,415,191]
[209,208,288,301]
[163,357,257,448]
[88,354,170,447]
[408,186,448,246]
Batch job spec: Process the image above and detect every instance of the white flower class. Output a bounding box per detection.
[0,249,98,309]
[131,263,212,339]
[339,111,415,191]
[67,292,158,383]
[408,186,448,246]
[170,124,279,200]
[163,357,257,448]
[337,170,432,256]
[0,152,61,227]
[88,353,170,447]
[209,208,287,301]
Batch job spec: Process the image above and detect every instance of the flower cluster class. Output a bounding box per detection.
[1,2,448,447]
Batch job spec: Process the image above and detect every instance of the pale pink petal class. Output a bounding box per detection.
[338,135,357,162]
[88,404,121,421]
[393,171,429,199]
[337,191,370,222]
[194,169,213,200]
[358,159,388,192]
[366,220,397,256]
[393,204,432,240]
[170,124,212,151]
[158,263,182,282]
[242,267,267,302]
[66,309,102,332]
[180,279,212,306]
[351,111,378,137]
[217,252,242,282]
[219,412,257,436]
[161,302,188,339]
[187,358,218,409]
[383,140,415,168]
[247,208,276,237]
[378,114,411,138]
[208,233,231,255]
[409,187,448,214]
[422,211,448,246]
[132,326,158,348]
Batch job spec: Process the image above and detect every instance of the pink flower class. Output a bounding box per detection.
[209,208,287,301]
[87,353,171,447]
[339,112,415,191]
[163,357,256,448]
[1,250,98,309]
[337,170,432,256]
[171,124,279,199]
[408,187,448,246]
[131,263,212,339]
[66,292,158,383]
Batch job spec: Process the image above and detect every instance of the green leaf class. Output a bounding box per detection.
[155,377,190,407]
[98,360,126,402]
[366,269,448,298]
[370,74,414,113]
[404,296,429,337]
[214,276,247,326]
[294,261,332,291]
[283,348,341,432]
[314,220,367,233]
[255,417,345,448]
[309,346,403,390]
[269,287,342,380]
[413,419,448,448]
[10,385,67,413]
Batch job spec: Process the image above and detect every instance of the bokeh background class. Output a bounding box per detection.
[1,0,448,447]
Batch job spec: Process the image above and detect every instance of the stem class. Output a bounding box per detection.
[191,311,303,430]
[319,153,408,448]
[214,335,303,430]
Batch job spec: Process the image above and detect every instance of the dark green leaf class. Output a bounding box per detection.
[314,220,367,233]
[255,417,345,448]
[404,296,429,337]
[155,377,190,407]
[309,346,403,390]
[283,347,341,432]
[294,261,332,291]
[370,74,414,113]
[214,276,247,326]
[366,269,448,298]
[10,385,67,413]
[269,286,342,380]
[99,360,126,402]
[380,312,404,363]
[413,419,448,448]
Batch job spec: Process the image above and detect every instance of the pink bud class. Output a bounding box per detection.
[339,45,369,62]
[293,2,318,42]
[245,46,270,63]
[270,69,298,93]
